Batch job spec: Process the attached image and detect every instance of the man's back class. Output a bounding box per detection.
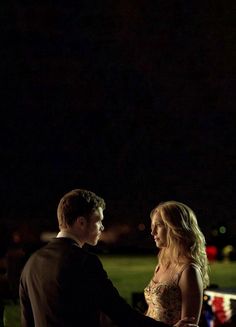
[20,237,101,327]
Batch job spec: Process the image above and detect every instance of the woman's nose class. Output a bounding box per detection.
[100,225,104,231]
[151,228,156,236]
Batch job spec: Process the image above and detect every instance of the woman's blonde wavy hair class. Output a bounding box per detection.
[151,200,209,289]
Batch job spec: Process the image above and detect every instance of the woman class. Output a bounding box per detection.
[144,201,209,325]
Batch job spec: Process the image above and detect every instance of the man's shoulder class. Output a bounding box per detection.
[23,239,101,271]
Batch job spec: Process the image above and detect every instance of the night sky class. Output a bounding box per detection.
[1,2,235,238]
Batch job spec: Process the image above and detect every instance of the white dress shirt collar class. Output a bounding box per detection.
[56,230,82,247]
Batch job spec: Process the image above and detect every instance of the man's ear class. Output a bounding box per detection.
[76,216,86,228]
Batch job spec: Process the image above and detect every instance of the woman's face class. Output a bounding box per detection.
[151,210,167,248]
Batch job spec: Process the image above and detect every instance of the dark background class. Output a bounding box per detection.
[1,2,235,244]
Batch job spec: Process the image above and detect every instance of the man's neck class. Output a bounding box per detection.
[57,230,83,247]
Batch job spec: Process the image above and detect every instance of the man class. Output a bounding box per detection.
[19,189,197,327]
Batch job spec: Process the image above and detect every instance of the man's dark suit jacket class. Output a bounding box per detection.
[19,237,168,327]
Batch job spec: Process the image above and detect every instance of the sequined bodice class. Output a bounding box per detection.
[144,276,182,325]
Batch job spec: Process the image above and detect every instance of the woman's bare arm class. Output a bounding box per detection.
[179,265,203,324]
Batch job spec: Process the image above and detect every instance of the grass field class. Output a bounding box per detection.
[3,255,236,327]
[100,255,236,302]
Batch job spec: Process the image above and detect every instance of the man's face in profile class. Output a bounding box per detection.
[84,207,104,246]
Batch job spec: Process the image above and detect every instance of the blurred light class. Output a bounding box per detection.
[99,224,131,243]
[40,232,57,242]
[206,245,218,261]
[203,295,209,301]
[138,223,145,231]
[12,231,21,243]
[219,226,226,234]
[222,245,234,258]
[211,229,218,236]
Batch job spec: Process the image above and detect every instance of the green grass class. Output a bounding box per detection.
[207,261,236,288]
[99,254,158,302]
[3,303,20,327]
[3,255,236,327]
[99,255,236,303]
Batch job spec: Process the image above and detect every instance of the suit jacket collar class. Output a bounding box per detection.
[57,230,82,247]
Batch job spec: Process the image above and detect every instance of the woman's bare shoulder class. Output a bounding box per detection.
[179,263,203,290]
